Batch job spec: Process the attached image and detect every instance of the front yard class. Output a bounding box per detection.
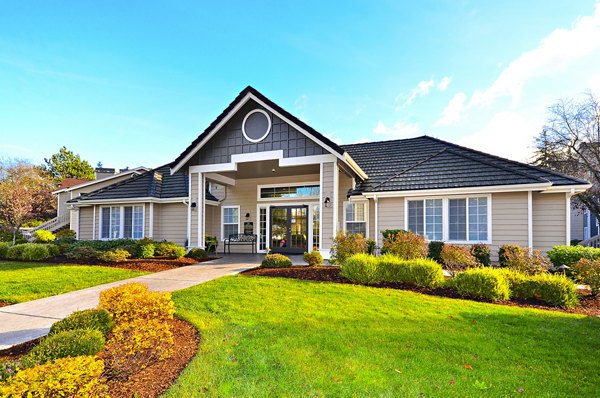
[0,262,148,304]
[168,275,600,397]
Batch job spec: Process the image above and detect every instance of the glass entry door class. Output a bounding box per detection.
[270,206,308,254]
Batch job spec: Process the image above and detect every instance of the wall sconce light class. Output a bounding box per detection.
[245,212,251,220]
[191,202,197,208]
[324,197,331,207]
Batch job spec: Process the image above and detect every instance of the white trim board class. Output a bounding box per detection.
[52,167,148,194]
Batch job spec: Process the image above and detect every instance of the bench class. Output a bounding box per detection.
[223,233,257,254]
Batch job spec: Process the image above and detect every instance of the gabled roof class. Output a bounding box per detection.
[67,165,219,204]
[58,178,91,190]
[52,166,148,194]
[170,86,346,173]
[341,136,590,194]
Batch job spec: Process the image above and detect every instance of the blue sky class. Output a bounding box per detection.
[1,1,599,168]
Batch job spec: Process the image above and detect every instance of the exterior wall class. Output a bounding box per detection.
[321,162,335,252]
[368,198,376,240]
[154,203,188,247]
[490,192,529,260]
[57,192,71,218]
[78,207,94,240]
[205,204,220,240]
[377,197,405,247]
[337,168,354,234]
[570,207,585,241]
[190,174,199,247]
[532,192,567,253]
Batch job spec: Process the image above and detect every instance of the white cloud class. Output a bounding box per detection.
[373,120,420,138]
[434,92,467,126]
[400,79,435,106]
[438,76,452,91]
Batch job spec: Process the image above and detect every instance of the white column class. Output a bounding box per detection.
[374,195,379,247]
[566,191,572,245]
[333,164,339,236]
[319,163,324,250]
[197,172,204,248]
[149,203,154,239]
[527,191,533,251]
[187,173,191,249]
[92,205,96,240]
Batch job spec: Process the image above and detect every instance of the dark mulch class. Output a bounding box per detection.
[0,301,10,308]
[0,338,40,361]
[25,256,218,272]
[104,318,199,398]
[242,266,600,317]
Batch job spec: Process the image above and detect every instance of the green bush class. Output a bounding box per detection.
[513,273,579,308]
[44,244,60,257]
[22,244,51,261]
[0,231,26,244]
[186,248,208,261]
[261,253,293,268]
[427,241,444,263]
[501,247,549,275]
[547,245,600,267]
[470,244,491,266]
[572,259,600,296]
[340,253,380,285]
[378,254,445,288]
[55,229,77,239]
[382,231,428,260]
[0,242,9,259]
[33,230,56,243]
[330,232,368,265]
[24,329,105,366]
[155,242,185,258]
[99,248,131,263]
[205,235,219,254]
[6,244,27,260]
[451,268,511,301]
[135,243,155,259]
[49,309,114,338]
[65,246,99,262]
[381,229,408,239]
[303,251,323,266]
[498,245,526,266]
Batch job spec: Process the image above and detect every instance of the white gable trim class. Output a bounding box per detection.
[170,92,367,179]
[52,167,148,194]
[188,151,337,173]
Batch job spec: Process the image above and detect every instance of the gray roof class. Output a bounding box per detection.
[341,136,589,194]
[68,165,218,203]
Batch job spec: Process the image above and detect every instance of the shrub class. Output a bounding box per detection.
[205,235,219,254]
[21,244,51,261]
[49,308,114,338]
[0,356,106,397]
[44,244,60,257]
[330,232,368,264]
[470,244,491,266]
[155,242,186,258]
[378,254,445,288]
[382,231,428,260]
[501,247,549,275]
[133,241,155,259]
[547,245,600,267]
[498,244,526,266]
[381,229,408,239]
[99,282,175,324]
[65,245,99,262]
[33,229,56,243]
[0,242,9,259]
[303,250,323,266]
[261,253,293,268]
[25,329,105,366]
[6,244,27,260]
[186,248,208,261]
[452,268,511,301]
[340,253,380,285]
[55,229,77,239]
[571,259,600,296]
[513,273,579,308]
[0,231,26,244]
[366,238,377,255]
[99,248,131,263]
[428,241,444,263]
[440,244,480,276]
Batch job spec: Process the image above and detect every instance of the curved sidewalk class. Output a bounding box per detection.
[0,257,256,349]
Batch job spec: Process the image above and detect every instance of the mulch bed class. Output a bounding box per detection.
[32,256,218,272]
[242,266,600,317]
[0,338,41,361]
[0,301,10,308]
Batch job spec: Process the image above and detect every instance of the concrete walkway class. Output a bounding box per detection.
[0,256,260,349]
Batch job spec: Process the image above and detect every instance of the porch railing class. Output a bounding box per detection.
[23,213,70,241]
[580,234,600,248]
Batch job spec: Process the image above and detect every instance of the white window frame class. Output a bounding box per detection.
[343,200,369,238]
[404,195,492,244]
[221,205,241,241]
[98,204,145,240]
[257,181,321,202]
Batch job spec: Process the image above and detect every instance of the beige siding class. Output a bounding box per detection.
[490,192,529,259]
[533,192,567,253]
[337,167,353,233]
[377,197,405,246]
[78,207,94,240]
[321,162,335,252]
[154,203,188,247]
[368,198,376,239]
[190,173,198,247]
[57,192,71,218]
[205,204,220,240]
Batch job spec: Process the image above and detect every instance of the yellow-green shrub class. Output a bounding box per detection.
[49,308,114,338]
[154,242,186,258]
[340,253,380,285]
[106,318,174,366]
[330,232,368,264]
[0,356,107,397]
[303,250,323,266]
[381,231,428,260]
[99,248,131,263]
[33,229,56,243]
[378,255,445,288]
[25,329,105,366]
[572,258,600,296]
[98,282,174,324]
[512,273,579,308]
[451,268,511,301]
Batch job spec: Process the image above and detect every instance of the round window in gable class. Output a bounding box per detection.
[242,109,271,143]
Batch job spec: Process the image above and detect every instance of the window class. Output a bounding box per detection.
[344,202,367,235]
[260,185,320,199]
[312,205,320,250]
[408,196,490,242]
[100,205,144,240]
[222,207,239,240]
[259,208,267,251]
[408,199,442,240]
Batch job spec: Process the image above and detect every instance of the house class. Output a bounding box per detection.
[64,86,591,260]
[570,205,598,243]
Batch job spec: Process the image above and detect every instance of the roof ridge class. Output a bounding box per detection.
[340,135,428,148]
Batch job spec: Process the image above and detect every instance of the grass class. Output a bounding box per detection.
[0,261,148,304]
[167,275,600,397]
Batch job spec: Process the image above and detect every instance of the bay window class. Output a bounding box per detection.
[344,201,367,236]
[100,205,144,240]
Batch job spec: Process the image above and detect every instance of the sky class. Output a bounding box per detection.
[1,0,600,169]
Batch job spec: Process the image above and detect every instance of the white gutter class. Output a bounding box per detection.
[360,182,554,198]
[52,167,148,195]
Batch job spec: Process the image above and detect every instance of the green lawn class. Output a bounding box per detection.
[0,261,148,304]
[167,275,600,398]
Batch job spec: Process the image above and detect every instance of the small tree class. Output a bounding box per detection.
[44,146,95,181]
[0,160,56,244]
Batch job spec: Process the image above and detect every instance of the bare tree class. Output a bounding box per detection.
[532,92,600,222]
[0,160,56,244]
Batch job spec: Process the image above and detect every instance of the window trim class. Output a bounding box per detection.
[221,205,241,241]
[343,200,369,238]
[404,195,492,244]
[256,181,321,202]
[98,204,145,240]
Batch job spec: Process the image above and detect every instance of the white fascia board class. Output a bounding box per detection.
[71,197,188,206]
[360,182,554,198]
[205,172,236,186]
[343,152,368,180]
[540,184,592,193]
[51,167,148,195]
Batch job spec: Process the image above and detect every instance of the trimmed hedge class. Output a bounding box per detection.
[186,248,208,261]
[303,251,323,266]
[33,230,56,243]
[25,329,105,366]
[512,273,579,308]
[0,242,9,259]
[452,268,511,301]
[154,242,185,259]
[378,255,445,288]
[261,253,293,268]
[49,309,114,338]
[340,254,380,285]
[427,241,444,263]
[5,243,53,261]
[547,245,600,267]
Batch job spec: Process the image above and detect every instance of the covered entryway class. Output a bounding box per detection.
[270,205,309,254]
